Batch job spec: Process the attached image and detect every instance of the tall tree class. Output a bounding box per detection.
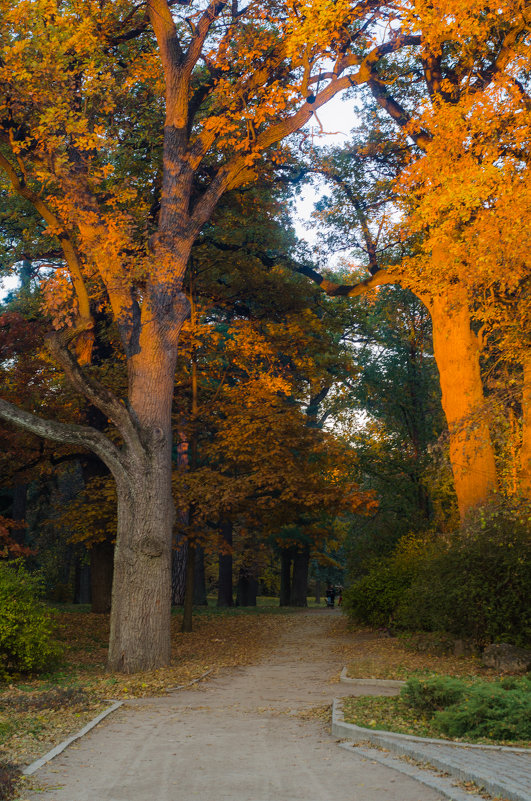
[0,0,411,671]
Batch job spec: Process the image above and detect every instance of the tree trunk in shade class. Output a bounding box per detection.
[279,547,292,606]
[291,544,309,607]
[90,539,114,613]
[217,519,233,607]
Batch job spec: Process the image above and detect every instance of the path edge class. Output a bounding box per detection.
[22,701,124,777]
[332,697,531,801]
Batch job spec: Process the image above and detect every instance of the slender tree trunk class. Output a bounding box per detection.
[315,578,321,605]
[279,548,292,606]
[90,539,114,613]
[520,351,531,499]
[217,519,233,607]
[171,537,188,606]
[291,544,309,607]
[182,543,196,632]
[428,286,497,518]
[193,544,208,605]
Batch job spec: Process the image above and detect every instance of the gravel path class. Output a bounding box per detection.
[22,610,472,801]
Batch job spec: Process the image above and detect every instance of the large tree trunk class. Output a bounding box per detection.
[520,351,531,499]
[108,297,182,672]
[428,286,497,518]
[108,457,174,672]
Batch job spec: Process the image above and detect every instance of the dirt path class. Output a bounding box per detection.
[24,610,446,801]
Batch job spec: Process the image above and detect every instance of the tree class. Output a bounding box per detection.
[296,3,531,517]
[0,0,411,671]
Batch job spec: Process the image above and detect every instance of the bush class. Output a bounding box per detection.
[401,676,466,713]
[401,675,531,742]
[433,678,531,741]
[342,559,413,627]
[396,500,531,646]
[343,533,433,627]
[0,561,61,677]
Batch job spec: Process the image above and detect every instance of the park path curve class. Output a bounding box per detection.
[25,610,455,801]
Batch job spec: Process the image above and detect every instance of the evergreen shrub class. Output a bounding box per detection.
[0,561,61,677]
[401,675,531,741]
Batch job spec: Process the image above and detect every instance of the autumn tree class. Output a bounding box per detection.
[0,0,418,671]
[295,2,531,518]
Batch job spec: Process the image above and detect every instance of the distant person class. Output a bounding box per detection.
[337,587,343,607]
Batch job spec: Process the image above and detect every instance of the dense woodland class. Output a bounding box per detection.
[0,0,530,673]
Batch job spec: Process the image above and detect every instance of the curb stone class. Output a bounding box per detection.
[338,741,495,801]
[22,669,216,777]
[332,697,531,801]
[22,701,124,776]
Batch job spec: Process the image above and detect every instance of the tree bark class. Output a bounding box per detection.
[279,547,292,606]
[428,286,497,518]
[193,544,208,605]
[519,351,531,499]
[291,544,309,607]
[90,539,114,614]
[217,519,233,607]
[236,567,258,606]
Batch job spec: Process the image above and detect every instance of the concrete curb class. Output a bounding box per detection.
[340,667,405,688]
[23,701,124,776]
[22,669,216,777]
[332,697,531,801]
[338,741,490,801]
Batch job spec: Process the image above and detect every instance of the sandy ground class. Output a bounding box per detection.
[24,609,445,801]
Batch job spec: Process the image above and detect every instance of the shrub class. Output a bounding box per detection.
[343,532,433,627]
[0,561,61,677]
[401,676,466,713]
[433,678,531,741]
[396,500,531,646]
[342,559,413,627]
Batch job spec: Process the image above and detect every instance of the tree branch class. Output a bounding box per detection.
[46,333,144,458]
[0,398,126,479]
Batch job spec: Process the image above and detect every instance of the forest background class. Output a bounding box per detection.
[0,0,529,676]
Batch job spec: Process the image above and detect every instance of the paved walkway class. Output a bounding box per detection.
[23,611,529,801]
[333,699,531,801]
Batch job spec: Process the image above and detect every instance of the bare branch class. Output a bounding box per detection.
[46,333,144,458]
[0,398,126,479]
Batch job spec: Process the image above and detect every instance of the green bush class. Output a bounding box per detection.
[396,500,531,646]
[433,678,531,741]
[0,561,61,677]
[342,559,413,627]
[401,676,466,713]
[401,675,531,742]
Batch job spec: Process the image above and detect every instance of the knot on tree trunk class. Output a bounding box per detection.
[138,535,165,558]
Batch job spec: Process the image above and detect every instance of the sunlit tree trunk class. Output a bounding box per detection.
[428,285,497,518]
[108,284,187,672]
